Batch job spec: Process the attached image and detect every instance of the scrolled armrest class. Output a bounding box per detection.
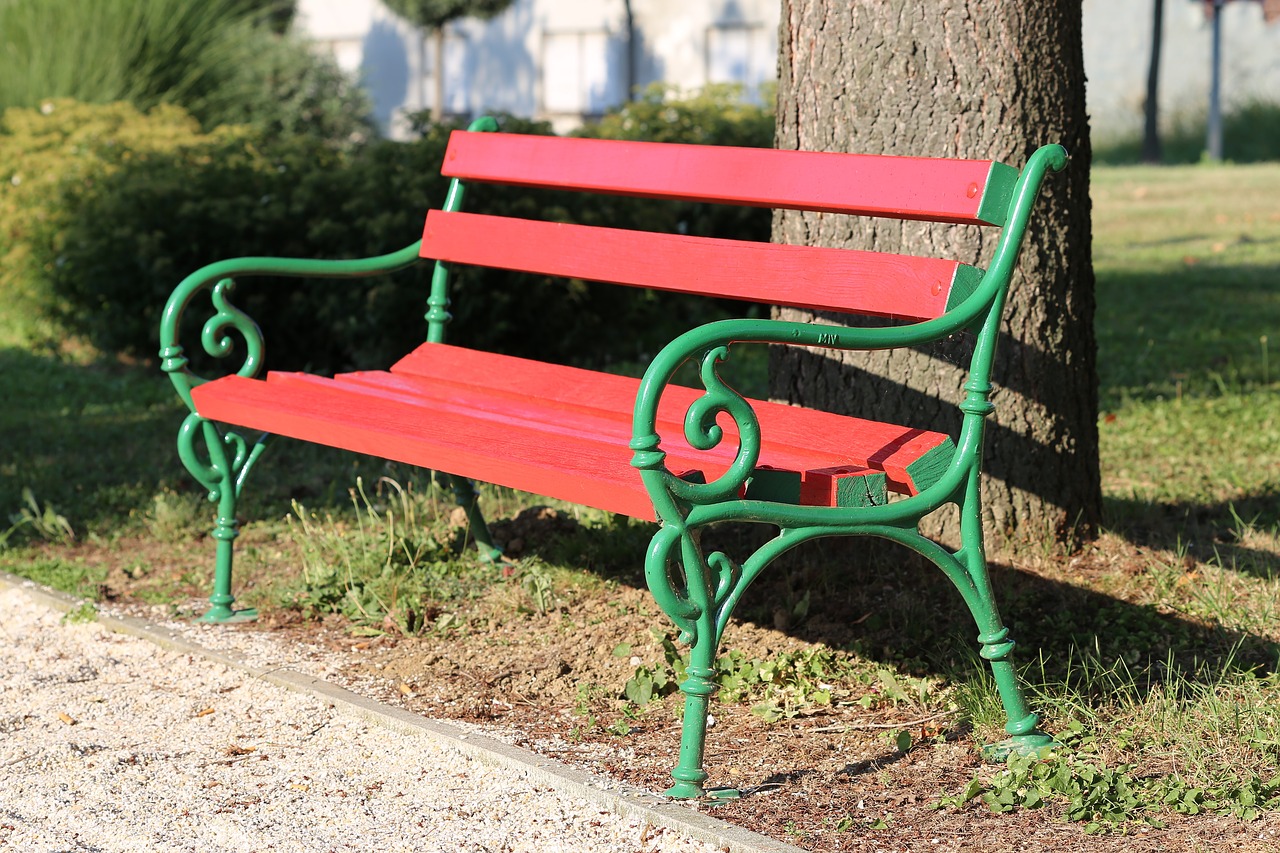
[158,242,423,410]
[628,312,988,512]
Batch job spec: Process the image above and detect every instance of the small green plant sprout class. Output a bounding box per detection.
[60,601,98,624]
[621,633,937,724]
[516,561,556,615]
[938,749,1280,833]
[606,704,641,737]
[894,730,914,754]
[4,488,75,546]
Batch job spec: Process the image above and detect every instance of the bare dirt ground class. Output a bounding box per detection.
[59,506,1280,853]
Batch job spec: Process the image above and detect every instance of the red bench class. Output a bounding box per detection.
[160,118,1068,798]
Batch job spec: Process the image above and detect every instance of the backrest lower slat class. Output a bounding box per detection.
[441,131,1019,227]
[420,210,974,321]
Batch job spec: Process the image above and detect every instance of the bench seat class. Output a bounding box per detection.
[191,342,954,522]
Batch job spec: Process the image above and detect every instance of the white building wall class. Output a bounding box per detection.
[294,0,779,136]
[1083,0,1280,142]
[296,0,1280,142]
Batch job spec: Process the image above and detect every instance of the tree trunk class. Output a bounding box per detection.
[772,0,1099,548]
[432,26,446,122]
[1143,0,1165,164]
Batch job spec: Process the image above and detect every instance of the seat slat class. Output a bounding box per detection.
[441,131,1018,226]
[388,344,954,494]
[421,211,969,321]
[194,373,662,519]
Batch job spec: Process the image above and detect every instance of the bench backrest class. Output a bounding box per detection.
[420,131,1026,330]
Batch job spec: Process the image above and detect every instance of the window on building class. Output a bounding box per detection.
[542,30,625,116]
[706,22,776,96]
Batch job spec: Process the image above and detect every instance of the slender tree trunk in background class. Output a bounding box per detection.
[1143,0,1164,163]
[623,0,637,101]
[432,26,445,121]
[771,0,1100,548]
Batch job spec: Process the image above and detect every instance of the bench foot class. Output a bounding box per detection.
[981,732,1060,762]
[198,604,259,624]
[663,782,741,801]
[664,780,708,799]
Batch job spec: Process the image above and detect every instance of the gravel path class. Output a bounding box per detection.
[0,583,792,853]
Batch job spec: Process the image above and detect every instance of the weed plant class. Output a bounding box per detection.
[283,477,474,635]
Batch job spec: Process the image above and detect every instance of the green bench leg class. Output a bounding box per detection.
[650,506,1055,799]
[201,484,257,623]
[947,477,1057,759]
[976,623,1057,759]
[177,414,264,623]
[437,472,503,562]
[909,532,1056,759]
[666,660,718,799]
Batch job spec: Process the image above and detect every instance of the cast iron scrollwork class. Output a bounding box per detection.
[176,411,266,504]
[160,275,264,402]
[631,344,761,515]
[643,522,745,650]
[668,346,760,505]
[198,278,263,380]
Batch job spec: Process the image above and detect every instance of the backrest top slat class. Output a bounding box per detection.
[442,131,1018,227]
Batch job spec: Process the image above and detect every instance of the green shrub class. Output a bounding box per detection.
[6,89,777,373]
[0,0,371,149]
[193,28,374,149]
[0,100,251,345]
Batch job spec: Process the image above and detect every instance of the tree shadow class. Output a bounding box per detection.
[1104,493,1280,580]
[0,346,183,531]
[498,510,1280,707]
[0,346,430,538]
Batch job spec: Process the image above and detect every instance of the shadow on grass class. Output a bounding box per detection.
[513,515,1280,709]
[0,346,182,532]
[0,345,431,540]
[1105,493,1280,580]
[1096,264,1280,406]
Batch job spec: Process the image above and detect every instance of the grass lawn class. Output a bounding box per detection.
[1,161,1279,849]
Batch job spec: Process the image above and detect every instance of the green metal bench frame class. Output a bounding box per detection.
[159,116,1068,799]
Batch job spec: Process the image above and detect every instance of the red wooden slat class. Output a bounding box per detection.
[389,344,953,494]
[442,131,1006,225]
[193,373,662,520]
[420,211,963,321]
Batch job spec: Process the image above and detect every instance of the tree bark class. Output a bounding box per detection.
[771,0,1099,548]
[432,26,446,122]
[1143,0,1164,164]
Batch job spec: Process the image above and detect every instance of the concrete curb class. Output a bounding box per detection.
[0,571,805,853]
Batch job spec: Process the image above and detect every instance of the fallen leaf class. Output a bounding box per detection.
[224,744,256,756]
